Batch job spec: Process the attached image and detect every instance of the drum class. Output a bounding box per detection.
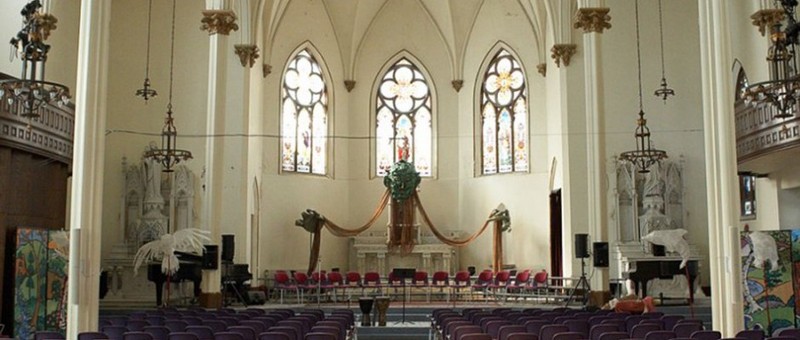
[358,297,374,326]
[375,296,391,326]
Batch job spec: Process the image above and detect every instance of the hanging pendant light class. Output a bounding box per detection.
[653,0,675,102]
[620,0,668,173]
[143,0,191,172]
[135,0,158,102]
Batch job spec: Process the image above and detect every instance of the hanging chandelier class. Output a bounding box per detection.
[743,0,800,119]
[619,0,668,173]
[653,0,675,102]
[0,0,70,120]
[143,0,191,172]
[135,0,158,102]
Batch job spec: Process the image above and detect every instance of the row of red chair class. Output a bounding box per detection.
[272,269,550,304]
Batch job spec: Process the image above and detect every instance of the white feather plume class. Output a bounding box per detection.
[133,228,211,276]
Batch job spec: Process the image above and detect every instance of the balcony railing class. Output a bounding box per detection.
[0,87,74,164]
[735,99,800,164]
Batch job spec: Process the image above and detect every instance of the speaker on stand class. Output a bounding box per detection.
[221,234,235,263]
[566,233,591,307]
[593,242,609,267]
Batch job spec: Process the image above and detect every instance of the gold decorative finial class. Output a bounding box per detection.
[344,80,356,92]
[451,80,463,92]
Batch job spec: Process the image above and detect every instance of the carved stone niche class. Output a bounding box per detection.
[101,152,197,308]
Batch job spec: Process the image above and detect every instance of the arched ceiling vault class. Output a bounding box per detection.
[260,0,550,82]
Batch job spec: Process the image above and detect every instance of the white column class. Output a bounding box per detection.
[579,0,608,292]
[200,0,229,304]
[66,0,110,337]
[698,0,743,336]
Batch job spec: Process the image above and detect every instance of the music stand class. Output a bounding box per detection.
[392,268,415,324]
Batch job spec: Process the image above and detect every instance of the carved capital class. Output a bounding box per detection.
[550,44,577,67]
[344,80,356,92]
[200,9,239,35]
[573,7,611,33]
[262,64,272,78]
[537,63,547,77]
[234,44,259,68]
[452,80,463,92]
[750,9,784,36]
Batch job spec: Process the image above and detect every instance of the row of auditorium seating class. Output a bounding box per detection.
[272,269,556,304]
[35,307,354,340]
[429,307,782,340]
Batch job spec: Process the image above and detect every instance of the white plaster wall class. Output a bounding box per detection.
[457,0,551,272]
[259,0,351,272]
[102,0,209,258]
[602,0,709,282]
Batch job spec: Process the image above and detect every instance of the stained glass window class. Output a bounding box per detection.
[281,49,328,175]
[376,58,432,177]
[481,49,528,174]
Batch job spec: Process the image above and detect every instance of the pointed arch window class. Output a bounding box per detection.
[480,49,528,174]
[281,49,328,175]
[376,58,433,177]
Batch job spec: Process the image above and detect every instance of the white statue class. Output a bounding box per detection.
[142,143,163,204]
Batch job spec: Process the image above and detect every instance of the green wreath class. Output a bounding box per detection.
[383,160,421,202]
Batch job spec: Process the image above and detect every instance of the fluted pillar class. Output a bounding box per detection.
[66,0,110,337]
[698,0,744,336]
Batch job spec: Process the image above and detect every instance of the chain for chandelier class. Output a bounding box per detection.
[135,0,157,102]
[143,0,192,172]
[654,0,675,102]
[619,0,668,173]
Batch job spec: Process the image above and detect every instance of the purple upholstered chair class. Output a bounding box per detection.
[213,333,244,340]
[168,332,199,340]
[690,330,722,340]
[122,332,154,340]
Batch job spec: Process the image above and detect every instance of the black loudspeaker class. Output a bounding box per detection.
[245,290,266,305]
[221,234,235,262]
[574,233,590,259]
[203,245,219,269]
[593,242,609,267]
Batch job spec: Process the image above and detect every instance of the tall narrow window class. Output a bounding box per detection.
[282,49,328,175]
[376,58,432,177]
[481,49,528,174]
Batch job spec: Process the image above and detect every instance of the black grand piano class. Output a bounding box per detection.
[147,251,203,306]
[624,257,699,302]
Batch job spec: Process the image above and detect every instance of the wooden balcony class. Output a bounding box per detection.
[735,98,800,174]
[0,81,74,165]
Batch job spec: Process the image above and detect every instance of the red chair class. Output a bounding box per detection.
[412,271,429,301]
[325,272,344,302]
[470,270,494,301]
[345,272,362,298]
[363,272,382,295]
[293,272,311,303]
[529,270,549,302]
[431,271,450,302]
[452,271,471,301]
[506,270,531,300]
[488,271,512,300]
[387,271,404,299]
[274,271,299,304]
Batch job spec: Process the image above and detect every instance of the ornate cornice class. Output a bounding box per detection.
[537,63,547,77]
[262,64,272,78]
[573,7,611,33]
[551,44,577,67]
[344,80,356,92]
[750,9,784,36]
[200,9,239,35]
[451,80,463,92]
[234,44,259,68]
